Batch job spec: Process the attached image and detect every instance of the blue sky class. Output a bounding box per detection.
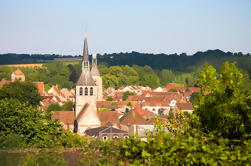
[0,0,250,55]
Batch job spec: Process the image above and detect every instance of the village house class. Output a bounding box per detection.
[11,69,25,82]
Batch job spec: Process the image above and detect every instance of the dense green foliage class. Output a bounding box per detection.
[0,81,42,107]
[46,101,74,112]
[194,62,251,140]
[0,98,63,148]
[122,91,135,101]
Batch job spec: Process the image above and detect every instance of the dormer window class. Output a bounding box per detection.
[79,87,83,95]
[90,87,93,96]
[85,87,88,96]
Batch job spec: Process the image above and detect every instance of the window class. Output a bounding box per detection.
[113,135,119,139]
[85,87,88,96]
[124,135,129,139]
[103,136,108,140]
[79,87,83,95]
[90,87,93,96]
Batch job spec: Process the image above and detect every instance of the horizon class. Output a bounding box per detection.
[1,48,250,57]
[0,0,251,55]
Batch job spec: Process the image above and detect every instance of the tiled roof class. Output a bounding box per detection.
[34,82,45,95]
[51,111,75,125]
[13,69,25,76]
[135,107,151,116]
[166,84,175,90]
[176,103,193,110]
[97,111,121,128]
[188,87,201,92]
[119,110,149,126]
[176,87,187,92]
[0,78,10,88]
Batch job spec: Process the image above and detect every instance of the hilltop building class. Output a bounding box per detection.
[11,69,25,82]
[74,36,103,134]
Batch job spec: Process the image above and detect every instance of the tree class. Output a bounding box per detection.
[0,81,42,107]
[47,104,61,112]
[106,96,113,101]
[194,62,251,139]
[160,69,174,85]
[61,101,74,111]
[122,91,135,101]
[0,98,63,147]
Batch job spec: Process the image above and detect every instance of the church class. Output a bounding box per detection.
[74,36,103,135]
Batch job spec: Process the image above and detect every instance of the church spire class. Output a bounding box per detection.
[82,34,89,70]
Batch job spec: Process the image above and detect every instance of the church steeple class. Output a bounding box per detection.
[82,34,89,70]
[91,53,100,76]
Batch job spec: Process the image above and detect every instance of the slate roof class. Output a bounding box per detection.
[91,55,100,76]
[85,126,127,137]
[76,70,96,86]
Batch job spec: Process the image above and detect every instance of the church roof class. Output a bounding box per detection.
[76,70,96,86]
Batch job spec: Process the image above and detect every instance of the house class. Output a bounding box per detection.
[128,125,155,139]
[61,88,74,101]
[84,126,129,140]
[176,103,193,113]
[119,110,151,128]
[48,85,67,103]
[153,86,165,92]
[51,111,75,130]
[11,69,25,82]
[0,78,10,88]
[97,111,122,129]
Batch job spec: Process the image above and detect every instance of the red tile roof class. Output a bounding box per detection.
[166,84,175,90]
[13,69,25,76]
[176,87,186,92]
[97,111,121,128]
[176,103,193,110]
[119,110,149,126]
[188,87,201,92]
[135,107,151,116]
[52,111,75,125]
[0,78,10,88]
[34,82,46,95]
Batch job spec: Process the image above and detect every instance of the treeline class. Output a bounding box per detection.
[0,62,197,89]
[1,49,251,73]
